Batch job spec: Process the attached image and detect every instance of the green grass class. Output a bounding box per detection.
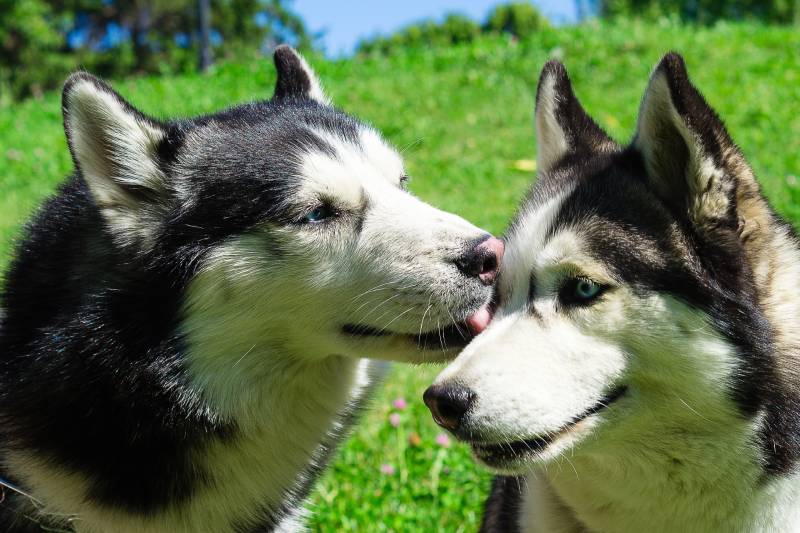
[1,18,799,531]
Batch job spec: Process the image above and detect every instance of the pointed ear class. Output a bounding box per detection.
[534,60,617,174]
[633,53,744,228]
[62,72,169,248]
[272,45,329,104]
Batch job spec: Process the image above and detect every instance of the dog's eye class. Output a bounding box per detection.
[304,205,334,224]
[559,277,606,306]
[400,175,410,190]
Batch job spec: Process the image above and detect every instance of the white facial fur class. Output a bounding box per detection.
[181,124,488,383]
[448,54,800,533]
[433,191,747,472]
[169,119,489,532]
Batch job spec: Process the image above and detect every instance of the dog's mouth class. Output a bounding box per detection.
[342,303,493,350]
[469,385,627,469]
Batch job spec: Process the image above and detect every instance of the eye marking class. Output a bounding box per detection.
[400,175,410,190]
[303,205,336,224]
[559,277,608,307]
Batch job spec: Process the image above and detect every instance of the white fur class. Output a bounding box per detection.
[64,79,166,248]
[435,207,800,531]
[535,73,571,175]
[293,51,329,105]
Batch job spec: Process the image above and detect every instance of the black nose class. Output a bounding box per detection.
[423,383,475,433]
[455,236,504,285]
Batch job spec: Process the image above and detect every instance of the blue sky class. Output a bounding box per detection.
[292,1,580,56]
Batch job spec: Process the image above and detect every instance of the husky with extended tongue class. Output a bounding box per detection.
[0,46,501,532]
[425,53,800,532]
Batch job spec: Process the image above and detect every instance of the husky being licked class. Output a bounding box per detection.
[0,46,500,532]
[426,54,800,532]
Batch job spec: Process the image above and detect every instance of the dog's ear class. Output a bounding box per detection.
[633,53,746,229]
[272,45,329,104]
[63,72,169,248]
[534,60,616,174]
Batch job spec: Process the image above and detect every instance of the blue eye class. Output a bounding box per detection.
[575,279,600,299]
[305,205,333,223]
[560,277,606,306]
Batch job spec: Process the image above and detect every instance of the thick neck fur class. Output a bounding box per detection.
[521,371,800,532]
[168,303,378,533]
[522,424,800,533]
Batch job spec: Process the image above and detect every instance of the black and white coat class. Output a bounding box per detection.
[0,46,496,532]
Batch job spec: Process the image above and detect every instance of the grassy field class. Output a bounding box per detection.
[1,18,799,531]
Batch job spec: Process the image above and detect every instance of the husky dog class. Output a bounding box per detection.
[0,46,501,532]
[425,53,800,532]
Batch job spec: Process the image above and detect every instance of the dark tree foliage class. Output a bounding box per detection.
[599,0,800,24]
[0,0,314,102]
[357,2,549,55]
[484,2,550,36]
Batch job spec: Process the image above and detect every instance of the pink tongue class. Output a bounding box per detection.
[466,305,492,335]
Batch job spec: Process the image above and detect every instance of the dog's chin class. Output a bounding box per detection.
[341,322,473,351]
[467,386,627,473]
[340,302,493,353]
[469,420,593,474]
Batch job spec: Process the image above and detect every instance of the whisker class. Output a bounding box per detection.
[349,281,396,304]
[379,306,416,334]
[352,292,403,319]
[0,477,43,508]
[232,344,257,368]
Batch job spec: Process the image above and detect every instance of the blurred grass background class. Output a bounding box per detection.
[1,17,799,532]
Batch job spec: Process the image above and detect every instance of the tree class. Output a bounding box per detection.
[357,2,549,55]
[484,2,550,38]
[198,0,212,71]
[598,0,799,24]
[0,0,315,102]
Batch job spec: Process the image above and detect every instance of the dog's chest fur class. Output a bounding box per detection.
[11,356,381,533]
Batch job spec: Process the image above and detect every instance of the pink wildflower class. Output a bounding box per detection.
[389,413,401,427]
[392,397,407,410]
[380,463,395,475]
[435,433,451,448]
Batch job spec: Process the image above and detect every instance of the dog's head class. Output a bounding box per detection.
[426,54,784,474]
[61,46,500,372]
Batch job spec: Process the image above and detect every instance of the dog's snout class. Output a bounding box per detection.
[423,383,475,433]
[456,236,504,285]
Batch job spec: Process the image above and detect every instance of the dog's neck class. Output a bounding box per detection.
[521,430,800,533]
[179,329,375,531]
[161,285,381,531]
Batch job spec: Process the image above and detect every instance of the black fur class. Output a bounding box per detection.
[535,60,617,156]
[490,52,800,526]
[479,476,523,533]
[0,48,372,530]
[273,44,316,101]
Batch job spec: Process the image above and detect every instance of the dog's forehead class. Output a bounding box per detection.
[177,100,402,185]
[292,124,404,210]
[303,125,403,181]
[501,158,681,298]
